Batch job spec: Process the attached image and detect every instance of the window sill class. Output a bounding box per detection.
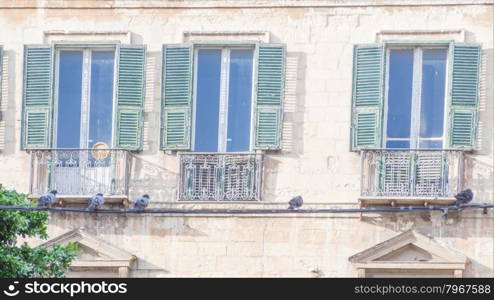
[359,196,456,207]
[28,195,129,207]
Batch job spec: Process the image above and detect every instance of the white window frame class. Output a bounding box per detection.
[53,46,118,149]
[383,45,449,150]
[191,46,256,153]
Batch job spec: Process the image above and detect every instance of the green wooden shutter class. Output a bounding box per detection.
[253,44,286,150]
[115,45,146,150]
[22,45,54,149]
[448,44,481,150]
[350,44,384,151]
[161,45,192,150]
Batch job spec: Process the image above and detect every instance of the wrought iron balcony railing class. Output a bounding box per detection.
[179,153,263,201]
[360,149,464,198]
[29,149,132,197]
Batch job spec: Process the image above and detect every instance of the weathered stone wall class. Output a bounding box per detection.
[0,1,492,277]
[38,210,492,277]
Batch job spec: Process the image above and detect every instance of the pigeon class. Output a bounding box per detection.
[441,208,448,218]
[87,193,104,211]
[134,194,150,210]
[38,190,57,207]
[288,195,303,210]
[455,189,473,206]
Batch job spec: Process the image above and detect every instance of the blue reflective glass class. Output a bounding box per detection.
[419,140,443,149]
[386,140,410,149]
[194,49,222,152]
[420,49,447,139]
[227,49,253,152]
[57,51,83,148]
[387,49,414,139]
[88,51,115,149]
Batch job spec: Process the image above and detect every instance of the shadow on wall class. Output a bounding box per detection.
[261,46,307,201]
[475,47,493,156]
[0,50,17,155]
[131,33,144,45]
[141,50,162,154]
[281,50,306,156]
[128,153,179,203]
[464,33,493,203]
[463,155,493,203]
[467,46,494,204]
[360,210,493,239]
[464,257,494,277]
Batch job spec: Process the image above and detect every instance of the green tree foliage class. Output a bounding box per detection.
[0,185,79,277]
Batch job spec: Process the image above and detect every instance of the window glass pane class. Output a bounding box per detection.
[57,50,83,148]
[419,140,443,149]
[89,51,115,149]
[386,49,414,139]
[420,49,447,139]
[386,140,410,149]
[194,49,222,152]
[227,49,254,152]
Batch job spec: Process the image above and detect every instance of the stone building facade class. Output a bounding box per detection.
[0,0,492,277]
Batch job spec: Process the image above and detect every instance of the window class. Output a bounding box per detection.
[193,48,254,152]
[161,43,285,151]
[22,44,145,150]
[352,42,480,199]
[23,44,145,198]
[385,48,447,149]
[162,43,285,201]
[350,42,480,151]
[55,49,116,149]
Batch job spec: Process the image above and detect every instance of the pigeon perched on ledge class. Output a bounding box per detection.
[288,195,303,210]
[134,194,150,210]
[38,190,57,207]
[455,189,473,206]
[87,193,104,211]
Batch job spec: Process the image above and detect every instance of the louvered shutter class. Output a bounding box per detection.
[22,45,53,149]
[448,44,481,150]
[115,45,146,150]
[253,44,286,150]
[379,151,412,196]
[350,44,384,151]
[414,151,446,196]
[161,45,192,150]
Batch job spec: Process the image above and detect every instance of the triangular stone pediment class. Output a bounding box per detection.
[374,244,441,262]
[37,227,136,268]
[349,230,468,271]
[77,244,114,261]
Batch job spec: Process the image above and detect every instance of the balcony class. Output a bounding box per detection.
[29,149,132,203]
[178,153,263,201]
[360,149,464,206]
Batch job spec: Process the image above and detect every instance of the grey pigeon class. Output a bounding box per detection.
[87,193,104,211]
[441,207,448,218]
[455,189,473,206]
[288,195,303,210]
[38,190,57,207]
[134,194,150,210]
